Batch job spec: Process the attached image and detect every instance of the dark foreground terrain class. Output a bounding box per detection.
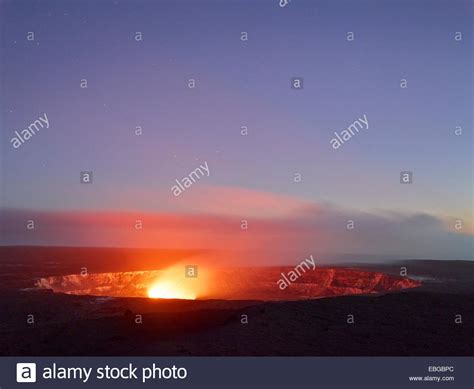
[0,247,472,356]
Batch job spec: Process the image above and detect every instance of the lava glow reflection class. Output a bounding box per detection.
[148,280,196,300]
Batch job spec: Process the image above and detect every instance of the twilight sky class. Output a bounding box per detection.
[0,0,472,261]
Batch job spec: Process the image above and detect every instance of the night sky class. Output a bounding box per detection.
[1,0,472,262]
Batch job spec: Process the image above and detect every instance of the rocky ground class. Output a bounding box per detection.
[0,247,472,356]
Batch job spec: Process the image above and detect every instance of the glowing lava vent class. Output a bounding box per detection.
[148,280,196,300]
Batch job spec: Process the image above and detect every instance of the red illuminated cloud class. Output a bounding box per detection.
[1,185,472,262]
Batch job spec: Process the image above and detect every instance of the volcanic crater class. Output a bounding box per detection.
[35,267,420,301]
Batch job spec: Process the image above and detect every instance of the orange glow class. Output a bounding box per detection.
[147,264,209,300]
[148,280,196,300]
